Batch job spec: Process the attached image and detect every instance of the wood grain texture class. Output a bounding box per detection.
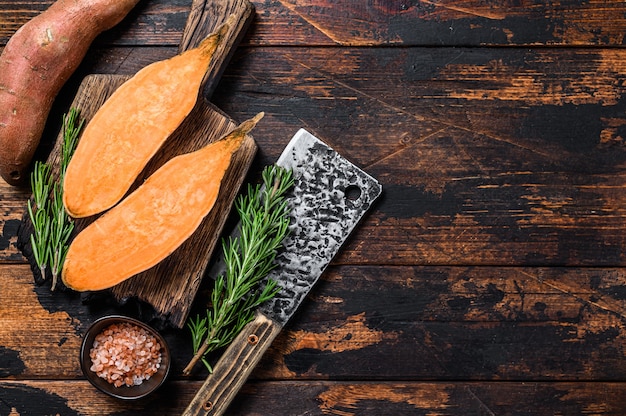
[1,380,626,415]
[0,264,196,379]
[4,1,626,47]
[210,47,626,268]
[179,0,254,98]
[2,0,626,414]
[25,46,622,267]
[0,265,83,379]
[254,266,626,381]
[0,0,192,46]
[3,262,626,382]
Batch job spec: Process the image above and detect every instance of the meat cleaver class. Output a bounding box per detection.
[182,129,382,415]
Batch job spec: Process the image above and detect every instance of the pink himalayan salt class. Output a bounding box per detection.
[89,322,162,388]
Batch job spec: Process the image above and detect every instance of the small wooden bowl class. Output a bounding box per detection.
[80,315,171,400]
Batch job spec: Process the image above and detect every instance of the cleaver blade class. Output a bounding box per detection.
[182,128,382,416]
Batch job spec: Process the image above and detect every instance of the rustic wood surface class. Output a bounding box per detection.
[2,0,626,414]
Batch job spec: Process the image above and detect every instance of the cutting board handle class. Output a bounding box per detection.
[180,0,255,100]
[182,311,282,416]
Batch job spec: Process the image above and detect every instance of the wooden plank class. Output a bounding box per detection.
[1,380,626,415]
[0,264,86,378]
[211,46,626,267]
[0,0,192,46]
[0,380,202,415]
[4,1,626,47]
[3,46,626,267]
[231,381,626,415]
[4,263,626,381]
[0,264,196,379]
[15,44,626,166]
[247,0,626,47]
[0,184,29,263]
[254,265,626,381]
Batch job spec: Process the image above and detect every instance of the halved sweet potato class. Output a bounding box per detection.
[62,20,231,219]
[61,113,263,292]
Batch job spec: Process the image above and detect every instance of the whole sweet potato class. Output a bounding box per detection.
[0,0,140,186]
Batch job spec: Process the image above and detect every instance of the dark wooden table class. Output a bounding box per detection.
[3,1,626,414]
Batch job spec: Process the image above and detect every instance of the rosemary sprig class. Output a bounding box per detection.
[183,165,294,375]
[48,182,74,290]
[28,161,51,279]
[27,108,84,290]
[59,108,83,176]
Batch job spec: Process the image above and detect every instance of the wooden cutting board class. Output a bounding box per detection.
[18,0,257,329]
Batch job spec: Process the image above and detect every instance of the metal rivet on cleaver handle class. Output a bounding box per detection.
[182,129,382,416]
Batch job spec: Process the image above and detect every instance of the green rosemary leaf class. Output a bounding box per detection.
[188,315,208,353]
[60,108,84,176]
[27,108,83,291]
[201,358,213,374]
[184,165,293,375]
[27,161,52,279]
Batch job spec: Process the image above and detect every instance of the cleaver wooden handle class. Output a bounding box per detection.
[182,311,282,416]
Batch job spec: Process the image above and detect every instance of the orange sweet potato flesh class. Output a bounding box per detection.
[61,112,263,292]
[0,0,140,186]
[62,22,230,219]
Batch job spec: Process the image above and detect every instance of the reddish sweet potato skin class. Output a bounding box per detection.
[0,0,140,186]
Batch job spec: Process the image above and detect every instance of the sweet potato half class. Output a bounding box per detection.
[62,21,230,219]
[61,112,263,292]
[0,0,140,186]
